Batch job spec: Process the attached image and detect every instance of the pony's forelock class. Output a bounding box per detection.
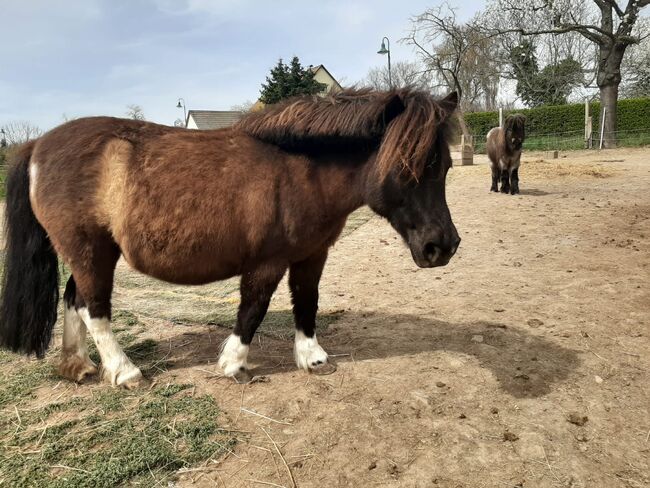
[375,91,454,182]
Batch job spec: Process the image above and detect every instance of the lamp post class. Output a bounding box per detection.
[176,98,187,126]
[377,36,392,89]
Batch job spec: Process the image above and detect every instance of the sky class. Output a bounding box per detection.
[0,0,484,131]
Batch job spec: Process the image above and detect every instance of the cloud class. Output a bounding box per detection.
[1,0,486,131]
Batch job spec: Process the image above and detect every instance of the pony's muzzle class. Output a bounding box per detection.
[417,234,460,268]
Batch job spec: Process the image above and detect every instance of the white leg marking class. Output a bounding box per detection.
[58,305,98,381]
[294,331,329,370]
[78,308,142,386]
[218,334,249,377]
[29,162,38,201]
[62,305,94,362]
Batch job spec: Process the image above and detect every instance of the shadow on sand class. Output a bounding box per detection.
[151,310,581,400]
[518,188,552,196]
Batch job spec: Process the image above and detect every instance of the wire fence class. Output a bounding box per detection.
[470,127,650,154]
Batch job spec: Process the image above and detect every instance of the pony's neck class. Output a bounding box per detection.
[311,152,375,218]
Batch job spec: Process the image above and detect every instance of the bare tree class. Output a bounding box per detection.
[126,104,145,120]
[230,100,255,112]
[484,0,650,147]
[364,60,435,90]
[621,43,650,96]
[404,4,501,112]
[489,19,595,104]
[0,121,43,145]
[621,17,650,96]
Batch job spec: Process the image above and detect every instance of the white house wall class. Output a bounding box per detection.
[186,116,199,129]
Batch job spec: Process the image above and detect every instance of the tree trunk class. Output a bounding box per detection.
[599,83,619,149]
[596,40,626,149]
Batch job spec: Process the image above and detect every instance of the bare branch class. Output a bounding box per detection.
[0,121,43,145]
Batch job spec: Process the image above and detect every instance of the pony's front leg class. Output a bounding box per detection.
[289,250,336,375]
[79,308,146,388]
[218,263,286,383]
[510,167,520,195]
[500,165,510,194]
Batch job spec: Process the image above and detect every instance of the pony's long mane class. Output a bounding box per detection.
[505,114,526,135]
[235,88,456,181]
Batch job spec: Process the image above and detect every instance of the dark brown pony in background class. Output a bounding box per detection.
[0,88,460,388]
[486,114,526,194]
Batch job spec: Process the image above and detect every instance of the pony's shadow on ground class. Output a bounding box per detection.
[154,310,581,399]
[519,188,552,196]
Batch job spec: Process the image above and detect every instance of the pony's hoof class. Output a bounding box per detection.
[104,367,149,389]
[232,367,254,384]
[58,356,98,383]
[309,360,337,375]
[121,374,151,390]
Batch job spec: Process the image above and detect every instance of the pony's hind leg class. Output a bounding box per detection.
[68,235,146,389]
[289,250,336,375]
[58,276,98,383]
[218,262,286,383]
[490,165,500,192]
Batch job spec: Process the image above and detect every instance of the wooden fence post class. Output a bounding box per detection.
[460,134,473,166]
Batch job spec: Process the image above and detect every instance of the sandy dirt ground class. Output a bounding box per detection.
[5,148,649,487]
[158,148,648,488]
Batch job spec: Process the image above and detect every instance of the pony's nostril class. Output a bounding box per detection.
[424,242,437,257]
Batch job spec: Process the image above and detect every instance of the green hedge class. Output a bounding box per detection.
[464,97,650,138]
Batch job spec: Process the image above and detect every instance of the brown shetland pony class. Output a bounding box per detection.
[0,88,460,388]
[486,114,526,194]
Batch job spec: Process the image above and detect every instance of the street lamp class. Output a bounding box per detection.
[377,36,392,89]
[176,98,187,126]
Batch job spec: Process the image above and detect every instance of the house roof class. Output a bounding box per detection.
[310,64,342,90]
[186,110,244,129]
[310,64,330,77]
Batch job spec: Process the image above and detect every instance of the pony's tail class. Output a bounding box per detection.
[0,141,60,358]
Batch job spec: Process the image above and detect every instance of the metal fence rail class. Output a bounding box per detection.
[470,128,650,154]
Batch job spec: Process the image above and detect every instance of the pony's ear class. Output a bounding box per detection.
[439,91,459,115]
[381,93,406,127]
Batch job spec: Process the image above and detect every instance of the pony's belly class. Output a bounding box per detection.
[121,246,241,286]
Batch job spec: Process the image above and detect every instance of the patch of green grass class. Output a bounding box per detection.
[0,384,235,488]
[112,309,141,327]
[0,356,56,409]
